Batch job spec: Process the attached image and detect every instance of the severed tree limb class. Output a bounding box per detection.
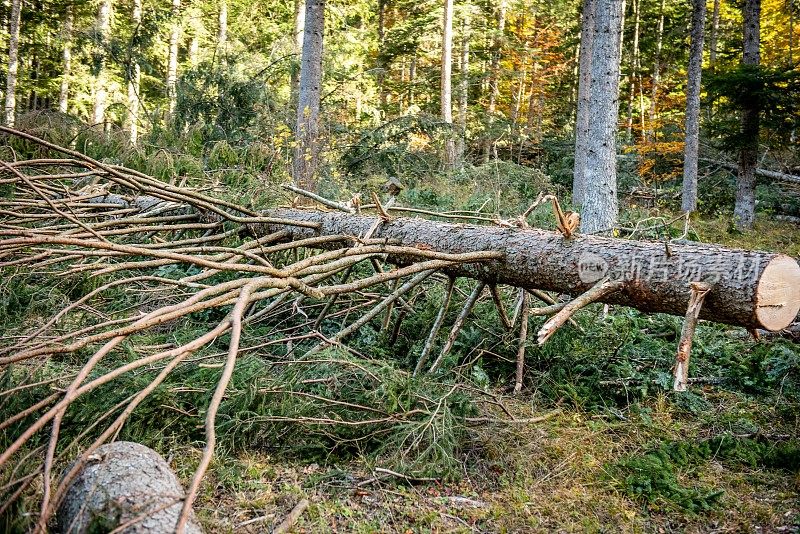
[272,498,310,534]
[489,284,513,331]
[428,282,486,373]
[514,291,530,394]
[414,276,456,375]
[283,184,355,213]
[537,278,625,345]
[673,282,712,392]
[529,289,582,331]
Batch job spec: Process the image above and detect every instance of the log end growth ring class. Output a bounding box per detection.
[756,254,800,331]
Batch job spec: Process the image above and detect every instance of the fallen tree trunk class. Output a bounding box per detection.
[256,208,800,331]
[57,441,202,533]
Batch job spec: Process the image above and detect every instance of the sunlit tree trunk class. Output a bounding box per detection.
[128,0,142,144]
[625,0,640,140]
[456,7,470,166]
[709,0,720,68]
[167,0,181,116]
[573,0,595,207]
[293,0,325,192]
[216,0,227,66]
[441,0,455,169]
[580,0,624,234]
[93,0,112,126]
[681,0,706,213]
[4,0,21,126]
[647,0,665,141]
[408,52,417,105]
[189,34,200,67]
[526,63,541,141]
[290,0,303,105]
[482,0,505,162]
[376,0,387,109]
[58,5,72,114]
[734,0,761,230]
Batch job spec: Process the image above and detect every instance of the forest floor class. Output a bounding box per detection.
[180,215,800,534]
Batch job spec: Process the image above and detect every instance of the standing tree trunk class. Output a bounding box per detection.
[441,0,455,169]
[709,0,720,68]
[648,0,666,141]
[58,4,72,114]
[580,0,624,234]
[128,0,142,145]
[293,0,325,193]
[456,6,470,166]
[573,0,596,208]
[482,0,506,162]
[376,0,387,109]
[681,0,706,213]
[218,0,228,66]
[167,0,181,117]
[93,0,112,127]
[734,0,761,230]
[625,0,640,140]
[4,0,21,126]
[290,0,303,105]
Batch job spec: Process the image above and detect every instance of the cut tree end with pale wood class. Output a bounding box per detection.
[754,254,800,332]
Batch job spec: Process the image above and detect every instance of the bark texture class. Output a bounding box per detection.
[734,0,761,230]
[255,208,800,331]
[293,0,325,192]
[167,0,181,116]
[128,0,142,144]
[482,0,506,162]
[218,0,228,65]
[93,0,112,126]
[4,0,21,126]
[57,441,202,534]
[573,0,595,207]
[59,5,72,115]
[681,0,706,213]
[440,0,455,168]
[456,8,470,165]
[580,0,623,234]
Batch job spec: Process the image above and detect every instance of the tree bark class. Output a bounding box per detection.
[580,0,624,234]
[290,0,303,105]
[128,0,143,145]
[218,0,228,66]
[456,7,470,166]
[441,0,455,169]
[57,441,203,533]
[58,4,72,115]
[254,208,800,331]
[482,0,505,162]
[376,0,387,109]
[709,0,720,68]
[734,0,761,230]
[4,0,21,126]
[681,0,706,213]
[573,0,595,208]
[293,0,325,193]
[167,0,181,117]
[648,0,666,141]
[93,0,112,127]
[625,0,640,140]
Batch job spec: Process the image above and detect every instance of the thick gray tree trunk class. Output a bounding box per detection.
[579,0,624,234]
[93,0,112,126]
[293,0,325,193]
[482,0,505,162]
[4,0,21,126]
[58,5,72,115]
[681,0,706,213]
[441,0,455,169]
[167,0,181,116]
[734,0,761,230]
[255,208,800,332]
[290,0,303,104]
[57,441,202,533]
[573,0,595,208]
[128,0,142,145]
[456,7,470,166]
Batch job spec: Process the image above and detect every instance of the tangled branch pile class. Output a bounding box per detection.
[0,128,502,531]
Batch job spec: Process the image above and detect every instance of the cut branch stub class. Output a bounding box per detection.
[674,281,712,392]
[254,209,800,331]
